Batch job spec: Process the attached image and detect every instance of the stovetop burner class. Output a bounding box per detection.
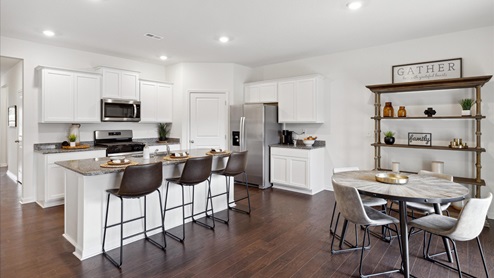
[94,130,145,156]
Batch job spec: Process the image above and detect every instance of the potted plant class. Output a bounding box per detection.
[157,123,171,141]
[384,131,395,145]
[459,98,474,116]
[68,134,77,147]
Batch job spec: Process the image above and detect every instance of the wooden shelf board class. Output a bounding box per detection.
[372,143,486,152]
[366,75,492,94]
[371,115,485,120]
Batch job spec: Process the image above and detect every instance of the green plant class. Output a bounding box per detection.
[459,98,474,110]
[157,123,171,140]
[384,131,395,138]
[68,134,77,142]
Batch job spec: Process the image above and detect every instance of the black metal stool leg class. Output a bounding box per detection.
[229,172,251,214]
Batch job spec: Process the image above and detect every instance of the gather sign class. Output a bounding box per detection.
[392,58,462,83]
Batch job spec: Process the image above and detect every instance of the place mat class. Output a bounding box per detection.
[107,160,131,166]
[62,144,90,149]
[100,161,138,168]
[206,150,231,155]
[163,155,190,161]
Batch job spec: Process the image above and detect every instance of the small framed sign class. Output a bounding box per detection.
[408,132,431,146]
[8,105,17,127]
[392,58,462,83]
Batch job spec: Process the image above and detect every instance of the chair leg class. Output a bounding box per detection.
[476,237,489,278]
[102,193,123,268]
[144,191,166,250]
[192,178,216,230]
[330,213,370,254]
[329,201,337,235]
[229,172,251,214]
[164,182,186,243]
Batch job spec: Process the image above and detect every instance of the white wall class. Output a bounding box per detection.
[0,61,22,177]
[0,37,167,203]
[166,63,252,149]
[251,26,494,218]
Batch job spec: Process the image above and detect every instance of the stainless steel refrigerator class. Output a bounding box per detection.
[230,104,281,189]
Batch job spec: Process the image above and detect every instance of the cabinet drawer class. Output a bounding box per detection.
[271,147,310,158]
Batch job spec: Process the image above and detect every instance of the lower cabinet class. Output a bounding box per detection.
[270,147,325,195]
[36,150,105,208]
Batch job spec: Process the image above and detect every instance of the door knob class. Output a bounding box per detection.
[14,140,20,143]
[190,140,195,143]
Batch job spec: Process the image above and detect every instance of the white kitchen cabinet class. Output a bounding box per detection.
[38,67,101,123]
[278,75,324,123]
[36,150,106,208]
[97,66,140,100]
[140,80,173,123]
[270,147,325,195]
[244,82,277,103]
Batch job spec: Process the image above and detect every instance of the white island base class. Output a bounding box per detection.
[62,156,233,261]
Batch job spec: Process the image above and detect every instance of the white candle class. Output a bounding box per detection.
[392,162,400,173]
[432,161,444,173]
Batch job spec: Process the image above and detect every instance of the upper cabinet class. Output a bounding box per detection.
[97,66,140,100]
[244,81,278,103]
[38,67,101,123]
[278,75,324,123]
[139,80,173,123]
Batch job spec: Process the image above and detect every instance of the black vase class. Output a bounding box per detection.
[384,137,395,145]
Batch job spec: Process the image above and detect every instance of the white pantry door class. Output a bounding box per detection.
[189,92,227,150]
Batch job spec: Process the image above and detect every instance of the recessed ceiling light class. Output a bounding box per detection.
[219,36,230,43]
[159,56,168,60]
[347,1,362,10]
[43,30,55,37]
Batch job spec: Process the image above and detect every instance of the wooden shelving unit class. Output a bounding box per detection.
[366,75,492,198]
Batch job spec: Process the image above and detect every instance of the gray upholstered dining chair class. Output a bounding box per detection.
[389,170,453,218]
[330,167,388,242]
[331,181,402,277]
[408,193,492,277]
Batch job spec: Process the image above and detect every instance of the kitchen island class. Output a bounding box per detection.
[56,149,232,260]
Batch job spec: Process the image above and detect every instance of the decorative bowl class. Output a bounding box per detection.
[303,140,315,146]
[375,173,409,184]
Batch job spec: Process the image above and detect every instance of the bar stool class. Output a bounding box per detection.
[102,162,166,268]
[208,151,250,224]
[164,155,214,242]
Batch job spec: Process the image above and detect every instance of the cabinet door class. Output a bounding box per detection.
[101,68,121,99]
[41,69,74,122]
[46,164,65,202]
[156,83,173,122]
[289,158,309,188]
[259,83,277,103]
[74,73,101,122]
[278,81,296,122]
[140,81,157,122]
[121,71,139,100]
[295,78,317,122]
[245,85,260,103]
[271,155,289,184]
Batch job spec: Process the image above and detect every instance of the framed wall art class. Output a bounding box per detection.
[408,132,431,146]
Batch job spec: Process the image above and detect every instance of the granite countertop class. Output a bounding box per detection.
[34,138,180,155]
[55,148,230,176]
[270,140,325,150]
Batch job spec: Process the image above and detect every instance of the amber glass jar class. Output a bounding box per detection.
[398,106,407,117]
[383,102,394,117]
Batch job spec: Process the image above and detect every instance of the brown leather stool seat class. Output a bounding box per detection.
[209,151,250,224]
[164,155,214,242]
[102,162,166,268]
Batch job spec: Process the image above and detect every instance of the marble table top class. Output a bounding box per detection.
[332,170,470,203]
[55,148,230,176]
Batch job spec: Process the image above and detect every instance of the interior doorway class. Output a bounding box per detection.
[189,92,228,150]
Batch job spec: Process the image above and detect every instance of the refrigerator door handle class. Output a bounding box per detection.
[240,116,245,151]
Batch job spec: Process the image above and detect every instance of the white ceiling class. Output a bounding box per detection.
[1,0,493,67]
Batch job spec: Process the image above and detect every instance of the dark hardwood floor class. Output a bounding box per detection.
[1,166,493,277]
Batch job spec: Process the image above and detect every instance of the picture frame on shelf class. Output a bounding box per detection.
[408,132,432,146]
[392,58,462,83]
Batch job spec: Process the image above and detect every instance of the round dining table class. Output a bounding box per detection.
[332,170,470,278]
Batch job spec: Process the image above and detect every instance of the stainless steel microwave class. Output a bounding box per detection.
[101,99,141,122]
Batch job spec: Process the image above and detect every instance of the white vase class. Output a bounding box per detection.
[70,142,76,147]
[461,110,471,116]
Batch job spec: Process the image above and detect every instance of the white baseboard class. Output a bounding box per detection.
[6,170,17,182]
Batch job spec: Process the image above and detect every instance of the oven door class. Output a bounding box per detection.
[101,99,141,122]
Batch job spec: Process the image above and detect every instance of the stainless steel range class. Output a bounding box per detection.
[94,130,145,157]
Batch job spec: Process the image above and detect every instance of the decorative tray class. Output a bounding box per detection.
[107,160,131,166]
[206,150,230,155]
[100,161,138,168]
[164,154,189,161]
[375,173,409,184]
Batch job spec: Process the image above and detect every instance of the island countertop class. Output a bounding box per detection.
[55,148,230,176]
